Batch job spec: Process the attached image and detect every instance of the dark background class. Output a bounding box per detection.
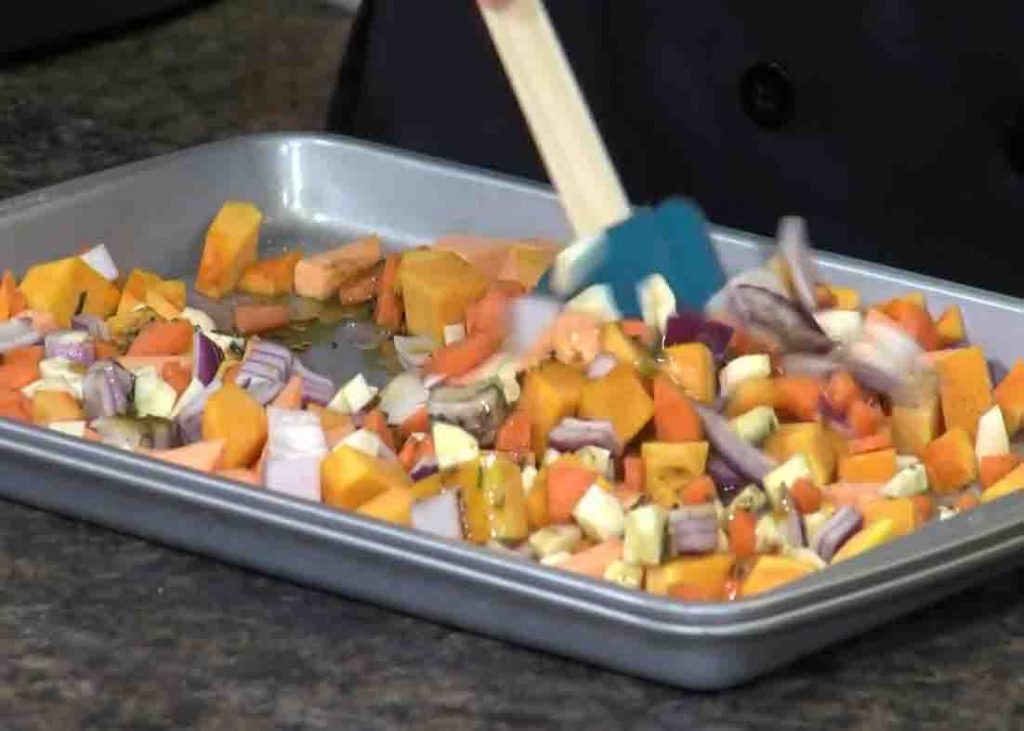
[1,1,1022,728]
[333,1,1024,299]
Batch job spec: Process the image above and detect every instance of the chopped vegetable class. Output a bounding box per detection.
[195,202,262,299]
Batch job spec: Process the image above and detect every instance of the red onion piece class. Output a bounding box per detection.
[547,417,620,455]
[777,216,821,316]
[707,457,744,490]
[237,340,293,404]
[294,360,335,406]
[812,506,863,562]
[728,285,832,353]
[82,360,133,419]
[411,490,463,540]
[44,331,96,366]
[0,319,41,353]
[409,457,440,482]
[263,408,327,499]
[693,401,776,483]
[71,314,110,341]
[663,310,734,360]
[586,352,618,379]
[193,330,224,386]
[507,295,562,356]
[669,505,719,554]
[173,378,222,444]
[785,510,807,547]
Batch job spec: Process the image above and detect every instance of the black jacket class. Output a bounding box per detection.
[329,1,1024,297]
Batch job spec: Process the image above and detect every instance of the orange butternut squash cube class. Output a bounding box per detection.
[741,555,815,596]
[662,342,716,404]
[0,270,27,321]
[31,390,84,424]
[117,268,163,315]
[239,250,302,297]
[763,422,836,486]
[861,497,918,537]
[725,378,776,418]
[20,256,120,327]
[521,361,585,454]
[460,455,528,543]
[321,445,412,510]
[645,553,735,597]
[201,383,268,469]
[397,249,488,343]
[935,346,992,439]
[579,363,654,445]
[837,448,897,483]
[195,201,263,299]
[357,487,414,526]
[935,305,965,348]
[641,441,709,508]
[994,359,1024,437]
[980,463,1024,504]
[891,396,942,459]
[923,427,977,494]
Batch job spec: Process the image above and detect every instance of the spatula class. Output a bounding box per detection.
[477,0,725,319]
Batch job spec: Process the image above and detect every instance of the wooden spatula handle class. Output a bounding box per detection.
[479,0,631,239]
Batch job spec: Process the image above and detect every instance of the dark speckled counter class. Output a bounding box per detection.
[1,2,1023,729]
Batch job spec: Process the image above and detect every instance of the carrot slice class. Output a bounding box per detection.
[848,399,884,438]
[233,303,290,335]
[94,341,119,360]
[652,374,703,442]
[954,491,980,512]
[623,455,645,493]
[911,493,934,522]
[559,539,623,579]
[884,300,939,351]
[0,387,31,423]
[495,409,531,454]
[126,320,193,356]
[118,355,192,372]
[426,331,501,378]
[546,461,599,523]
[397,437,420,471]
[160,360,192,397]
[145,439,226,474]
[728,509,757,559]
[465,285,513,338]
[3,345,44,367]
[774,376,822,421]
[0,360,40,390]
[847,431,893,455]
[363,408,395,451]
[374,253,403,331]
[680,475,716,505]
[979,453,1023,488]
[270,375,303,409]
[825,370,861,413]
[789,477,822,514]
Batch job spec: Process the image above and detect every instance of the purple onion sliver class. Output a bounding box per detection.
[586,352,618,380]
[547,417,620,455]
[192,330,224,386]
[82,360,133,419]
[293,360,336,406]
[669,505,719,554]
[728,285,832,354]
[778,216,821,317]
[812,505,863,562]
[786,510,807,547]
[71,314,110,341]
[411,490,463,540]
[663,310,734,360]
[44,332,96,366]
[707,457,744,490]
[409,457,440,482]
[693,401,776,483]
[780,352,840,380]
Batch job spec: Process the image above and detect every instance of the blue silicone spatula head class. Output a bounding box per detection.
[539,197,727,317]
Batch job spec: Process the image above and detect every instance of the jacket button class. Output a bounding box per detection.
[740,61,794,130]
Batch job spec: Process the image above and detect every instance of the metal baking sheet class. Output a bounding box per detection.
[0,133,1020,690]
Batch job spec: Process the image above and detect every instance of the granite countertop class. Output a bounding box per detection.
[1,2,1022,728]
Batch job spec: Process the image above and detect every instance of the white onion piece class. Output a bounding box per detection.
[586,352,618,380]
[0,319,40,354]
[379,373,429,426]
[411,490,463,540]
[79,244,119,281]
[393,335,435,370]
[264,456,322,502]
